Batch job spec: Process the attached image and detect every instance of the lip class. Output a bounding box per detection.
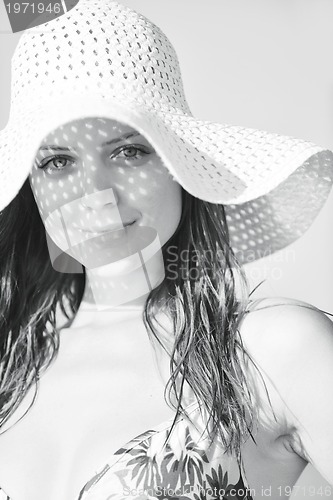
[78,220,136,234]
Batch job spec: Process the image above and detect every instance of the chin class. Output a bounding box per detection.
[87,253,144,275]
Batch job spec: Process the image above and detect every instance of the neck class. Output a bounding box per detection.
[79,247,165,313]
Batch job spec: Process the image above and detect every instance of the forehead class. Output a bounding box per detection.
[39,117,137,146]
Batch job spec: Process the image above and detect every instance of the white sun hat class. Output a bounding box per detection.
[0,0,332,264]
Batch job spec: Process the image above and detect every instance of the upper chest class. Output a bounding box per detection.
[0,315,176,499]
[0,313,305,500]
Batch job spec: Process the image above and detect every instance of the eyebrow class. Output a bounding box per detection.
[38,131,141,151]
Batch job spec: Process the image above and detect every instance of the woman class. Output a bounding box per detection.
[0,1,332,499]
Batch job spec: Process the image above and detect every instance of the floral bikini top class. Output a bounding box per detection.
[0,401,253,500]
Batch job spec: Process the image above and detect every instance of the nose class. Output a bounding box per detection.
[78,155,119,210]
[80,188,118,210]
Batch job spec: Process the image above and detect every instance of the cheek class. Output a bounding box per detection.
[28,174,75,253]
[141,175,182,243]
[163,183,182,236]
[29,172,67,219]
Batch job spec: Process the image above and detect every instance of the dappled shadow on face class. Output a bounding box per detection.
[29,116,182,267]
[28,117,183,306]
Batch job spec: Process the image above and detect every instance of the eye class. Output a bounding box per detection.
[109,144,153,164]
[37,155,75,174]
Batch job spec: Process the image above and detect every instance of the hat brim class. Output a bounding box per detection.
[1,93,332,263]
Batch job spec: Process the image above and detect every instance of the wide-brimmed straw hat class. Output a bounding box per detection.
[0,0,332,265]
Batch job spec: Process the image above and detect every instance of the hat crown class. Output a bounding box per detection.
[10,0,191,115]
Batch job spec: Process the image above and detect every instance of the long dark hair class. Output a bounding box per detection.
[143,188,263,467]
[0,177,273,467]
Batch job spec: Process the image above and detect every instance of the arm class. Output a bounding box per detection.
[241,298,333,485]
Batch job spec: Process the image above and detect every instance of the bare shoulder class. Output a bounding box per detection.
[239,295,333,356]
[238,295,333,430]
[238,297,333,480]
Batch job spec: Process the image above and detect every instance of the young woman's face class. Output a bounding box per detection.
[28,117,182,269]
